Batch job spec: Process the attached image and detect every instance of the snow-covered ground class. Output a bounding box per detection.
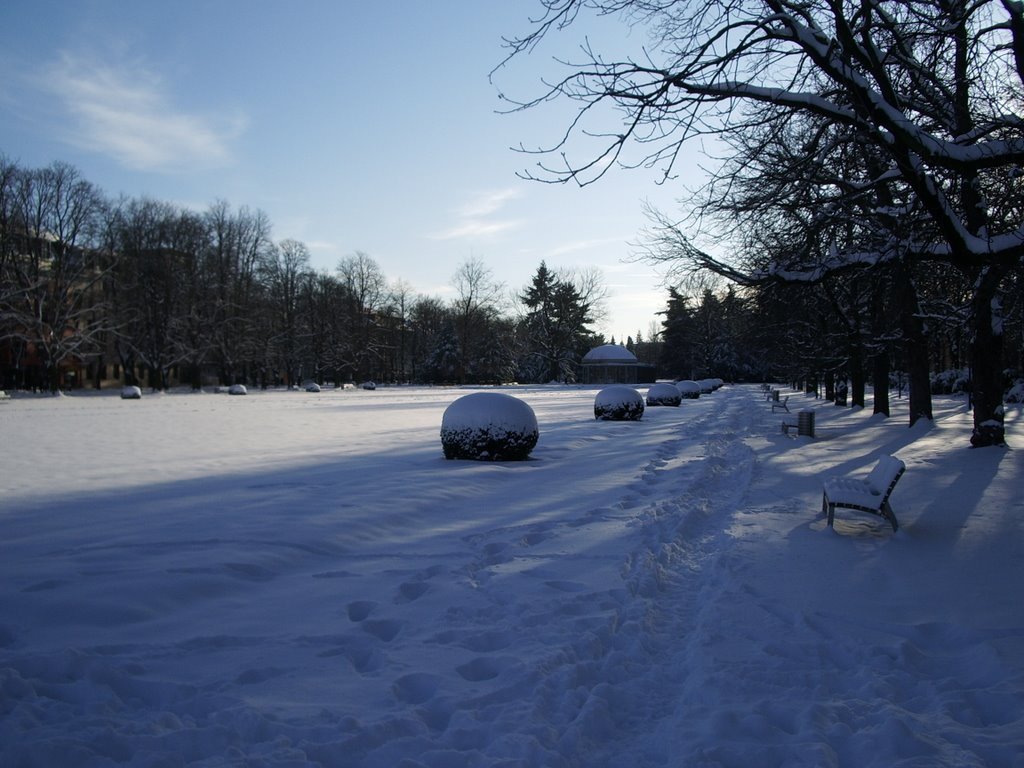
[1,384,1022,767]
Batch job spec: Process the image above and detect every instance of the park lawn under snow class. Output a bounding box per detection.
[0,383,1022,767]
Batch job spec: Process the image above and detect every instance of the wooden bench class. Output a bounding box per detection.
[822,455,905,531]
[771,395,790,412]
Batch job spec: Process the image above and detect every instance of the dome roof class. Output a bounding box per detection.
[582,344,639,364]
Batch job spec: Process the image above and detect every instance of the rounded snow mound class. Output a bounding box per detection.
[228,384,247,396]
[441,392,539,461]
[304,382,322,393]
[675,380,701,399]
[646,382,682,407]
[120,385,142,400]
[594,385,644,421]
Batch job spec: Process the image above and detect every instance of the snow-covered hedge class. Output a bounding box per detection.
[441,392,539,461]
[228,384,248,395]
[930,369,969,395]
[675,380,701,399]
[594,385,645,421]
[646,382,682,407]
[1006,379,1024,403]
[120,385,142,400]
[304,382,321,393]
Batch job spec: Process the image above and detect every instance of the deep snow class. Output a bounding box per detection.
[0,384,1022,767]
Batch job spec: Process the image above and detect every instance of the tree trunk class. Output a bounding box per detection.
[896,264,933,426]
[872,350,891,417]
[850,354,866,409]
[871,281,891,417]
[969,267,1006,447]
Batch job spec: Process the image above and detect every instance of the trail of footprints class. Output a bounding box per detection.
[320,395,757,757]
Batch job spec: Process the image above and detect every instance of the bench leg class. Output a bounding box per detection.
[825,498,835,528]
[881,501,899,532]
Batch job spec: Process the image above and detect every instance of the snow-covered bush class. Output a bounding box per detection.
[228,384,247,395]
[441,392,539,461]
[1007,379,1024,404]
[675,380,701,399]
[594,385,645,421]
[120,385,142,400]
[304,382,321,393]
[646,382,682,407]
[930,369,969,395]
[697,379,716,394]
[361,381,376,391]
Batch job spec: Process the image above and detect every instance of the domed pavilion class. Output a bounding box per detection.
[579,344,656,385]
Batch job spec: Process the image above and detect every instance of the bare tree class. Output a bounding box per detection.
[336,251,388,381]
[2,161,111,391]
[451,256,505,384]
[502,0,1024,445]
[262,238,312,387]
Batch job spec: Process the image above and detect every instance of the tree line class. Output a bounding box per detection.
[2,150,1020,428]
[0,155,616,391]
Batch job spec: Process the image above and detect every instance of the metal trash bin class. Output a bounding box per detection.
[798,410,815,437]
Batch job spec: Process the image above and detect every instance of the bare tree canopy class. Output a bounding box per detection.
[501,0,1024,445]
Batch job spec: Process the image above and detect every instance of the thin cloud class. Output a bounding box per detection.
[431,219,520,241]
[545,236,626,259]
[41,52,244,172]
[429,188,523,241]
[457,187,522,218]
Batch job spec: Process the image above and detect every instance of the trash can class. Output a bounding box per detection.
[798,410,815,437]
[772,389,780,401]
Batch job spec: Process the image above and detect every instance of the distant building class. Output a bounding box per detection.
[579,344,656,385]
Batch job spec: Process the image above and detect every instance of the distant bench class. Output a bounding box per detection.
[822,455,905,532]
[771,395,790,413]
[0,390,10,403]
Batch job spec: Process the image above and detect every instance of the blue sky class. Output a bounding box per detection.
[0,1,708,342]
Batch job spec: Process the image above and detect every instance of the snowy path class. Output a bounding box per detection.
[1,384,1022,766]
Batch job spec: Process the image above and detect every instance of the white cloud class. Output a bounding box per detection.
[545,236,626,259]
[430,219,520,241]
[429,187,523,241]
[456,187,522,218]
[42,52,244,172]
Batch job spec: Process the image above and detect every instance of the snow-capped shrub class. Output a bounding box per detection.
[930,369,969,395]
[228,384,247,395]
[646,382,682,407]
[361,381,376,391]
[594,385,645,421]
[675,380,701,399]
[120,385,142,400]
[441,392,539,461]
[697,379,716,394]
[1007,379,1024,404]
[304,382,321,393]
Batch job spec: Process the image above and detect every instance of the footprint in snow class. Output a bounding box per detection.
[392,672,441,704]
[361,619,404,642]
[346,600,377,622]
[395,580,430,603]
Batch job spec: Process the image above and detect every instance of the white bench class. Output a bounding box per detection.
[822,455,905,531]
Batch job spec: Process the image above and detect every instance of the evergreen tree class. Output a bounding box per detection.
[520,261,595,382]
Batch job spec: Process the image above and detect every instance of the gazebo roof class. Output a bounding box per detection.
[581,344,639,365]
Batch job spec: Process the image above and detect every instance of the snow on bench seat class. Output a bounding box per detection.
[822,455,905,532]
